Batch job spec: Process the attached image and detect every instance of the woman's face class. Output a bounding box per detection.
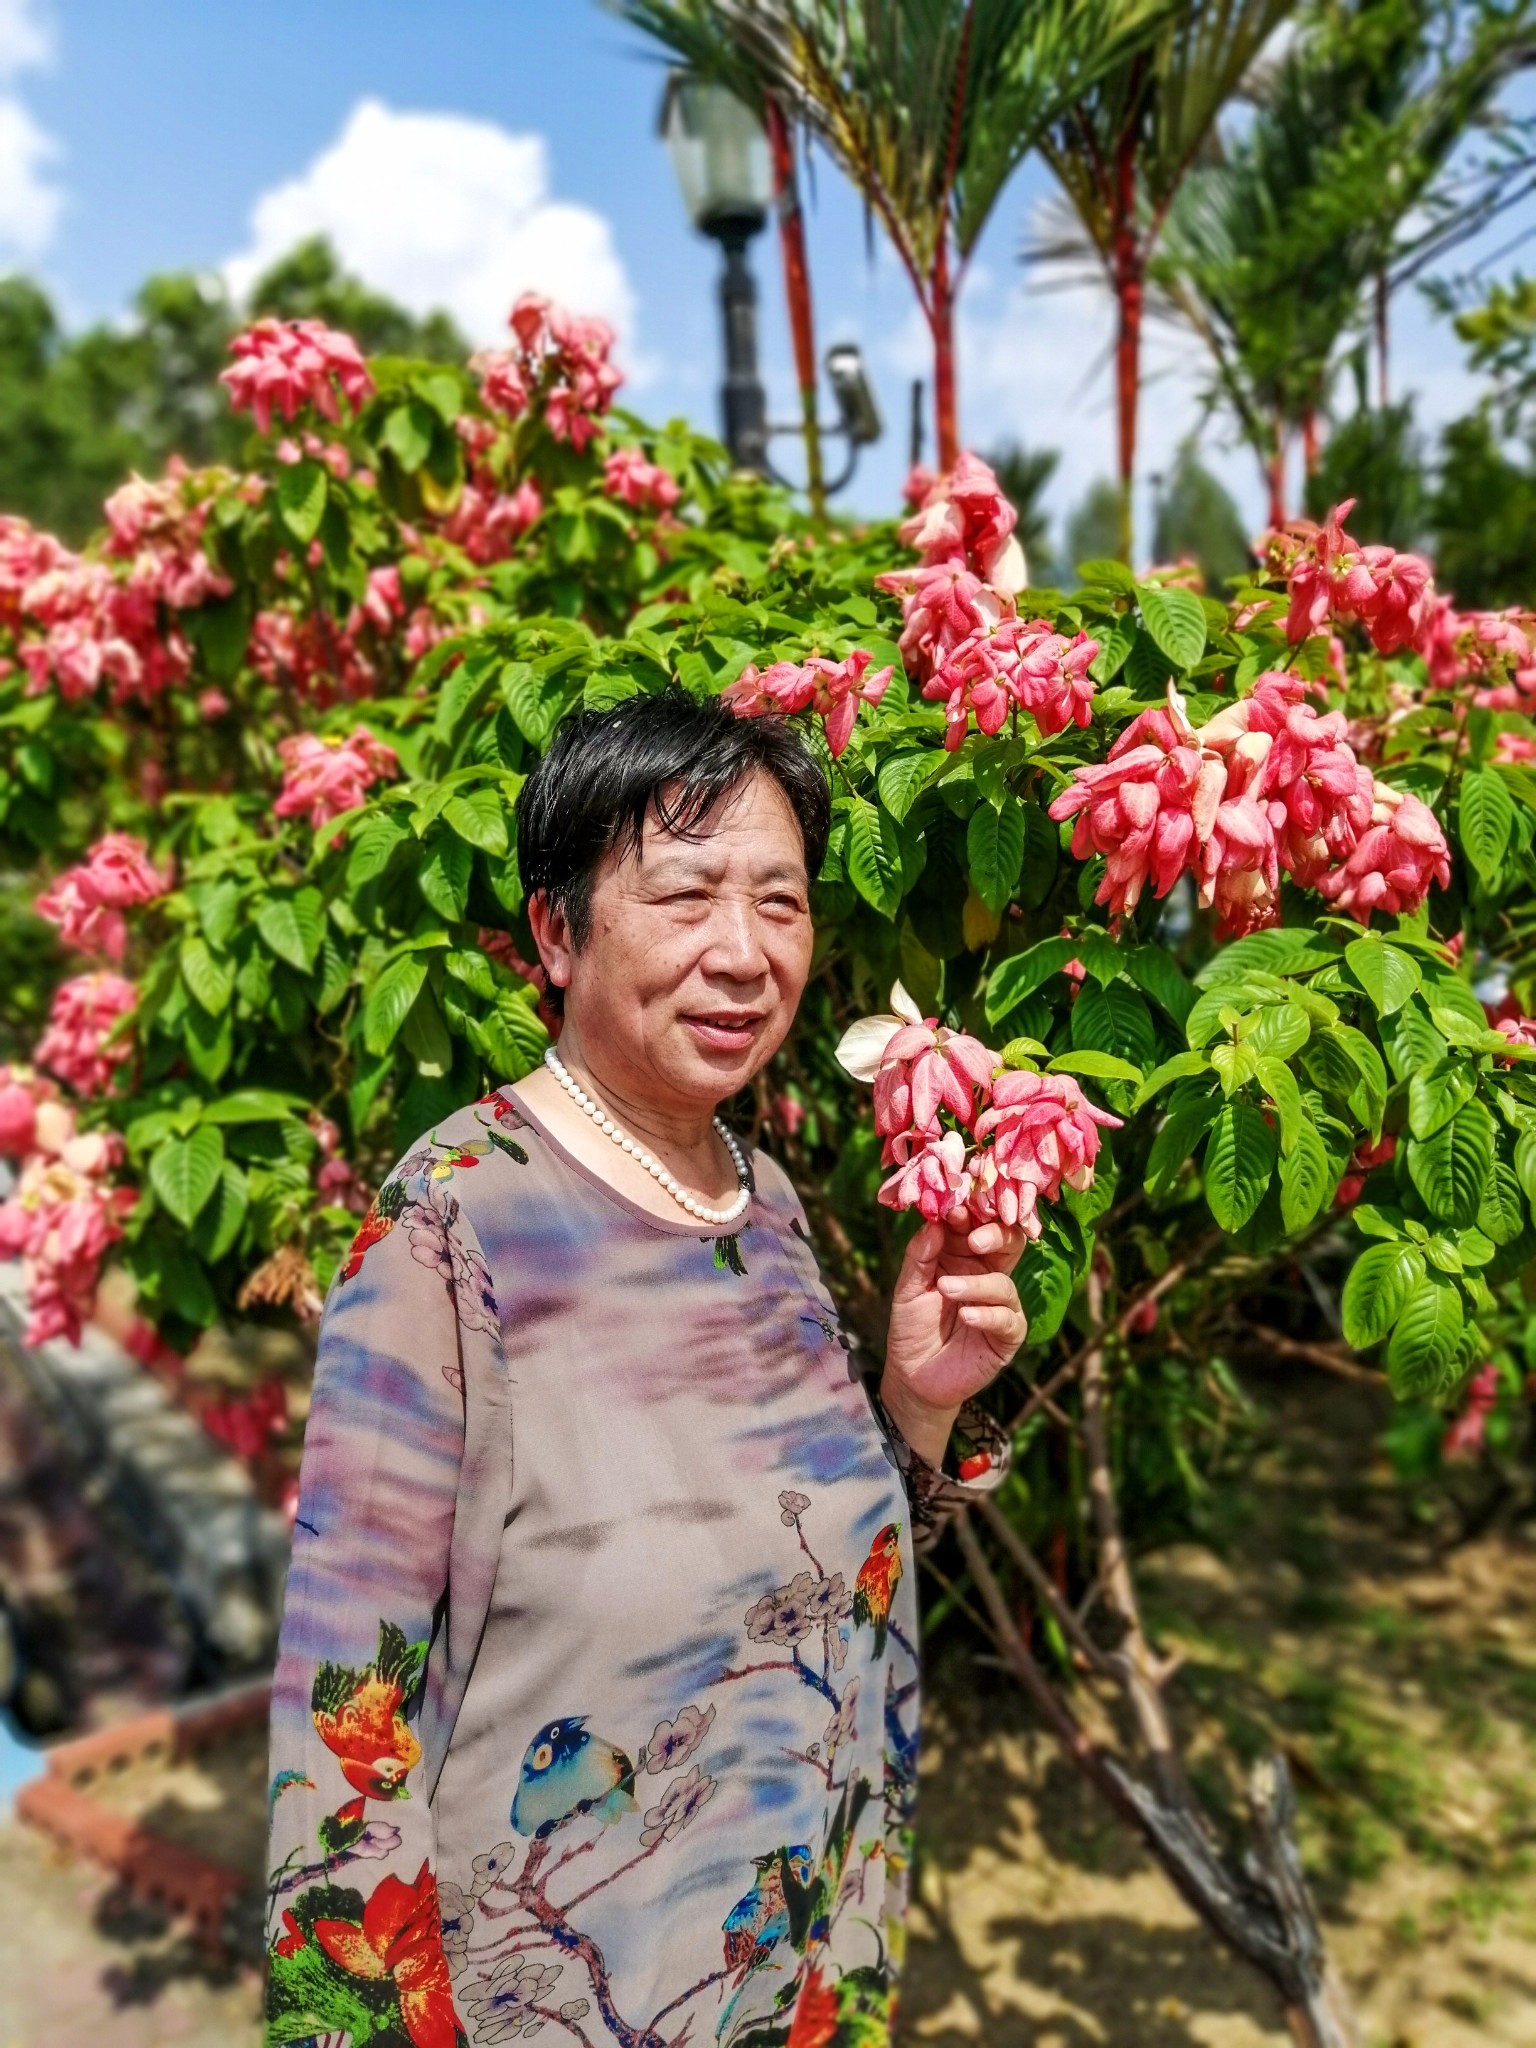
[539,770,815,1112]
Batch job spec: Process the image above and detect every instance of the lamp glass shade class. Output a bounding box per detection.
[662,74,771,233]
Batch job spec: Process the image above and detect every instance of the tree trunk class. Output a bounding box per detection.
[765,98,825,520]
[1302,409,1319,480]
[1112,130,1142,565]
[1269,423,1294,528]
[931,241,959,473]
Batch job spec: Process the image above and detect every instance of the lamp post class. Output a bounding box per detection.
[661,72,772,472]
[661,71,883,497]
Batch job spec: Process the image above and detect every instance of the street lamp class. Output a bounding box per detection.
[661,71,773,472]
[661,71,882,494]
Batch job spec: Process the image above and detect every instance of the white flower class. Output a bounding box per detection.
[833,980,923,1080]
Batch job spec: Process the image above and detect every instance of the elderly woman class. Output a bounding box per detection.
[264,692,1025,2048]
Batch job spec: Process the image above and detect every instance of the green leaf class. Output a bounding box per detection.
[986,935,1098,1022]
[346,811,410,886]
[184,999,233,1084]
[200,1089,303,1124]
[1345,938,1421,1016]
[443,786,510,855]
[1197,928,1338,986]
[1478,1161,1527,1246]
[255,889,324,973]
[1145,1087,1221,1201]
[1256,1057,1307,1155]
[1383,999,1448,1083]
[845,797,904,918]
[1049,1049,1142,1084]
[1071,980,1157,1069]
[1279,1117,1333,1233]
[276,458,327,544]
[363,954,428,1057]
[1202,1100,1278,1231]
[1408,1060,1476,1140]
[1017,802,1058,910]
[1244,1004,1311,1060]
[180,935,234,1015]
[1132,1048,1209,1110]
[401,987,453,1077]
[1138,583,1207,669]
[417,833,473,920]
[1408,1100,1495,1225]
[149,1125,226,1227]
[382,398,434,475]
[1459,766,1514,883]
[876,751,936,822]
[1341,1241,1427,1347]
[1123,946,1196,1027]
[190,1161,249,1263]
[1387,1273,1465,1399]
[1015,1240,1075,1346]
[966,798,1026,914]
[1211,1040,1259,1096]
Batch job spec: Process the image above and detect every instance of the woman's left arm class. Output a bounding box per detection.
[877,1216,1027,1552]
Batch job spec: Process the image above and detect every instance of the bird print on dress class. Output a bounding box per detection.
[310,1618,427,1802]
[852,1523,904,1659]
[510,1715,639,1837]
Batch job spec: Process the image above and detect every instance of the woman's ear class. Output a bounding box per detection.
[526,890,574,999]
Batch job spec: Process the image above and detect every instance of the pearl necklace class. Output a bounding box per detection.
[543,1047,751,1228]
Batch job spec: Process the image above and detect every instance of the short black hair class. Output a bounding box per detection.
[515,690,830,999]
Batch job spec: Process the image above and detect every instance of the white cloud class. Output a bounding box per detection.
[0,0,51,83]
[224,98,637,353]
[0,0,61,263]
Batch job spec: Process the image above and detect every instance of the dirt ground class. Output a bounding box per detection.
[2,1374,1533,2048]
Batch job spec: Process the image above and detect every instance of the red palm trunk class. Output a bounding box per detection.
[1112,129,1141,564]
[765,98,825,516]
[932,238,959,472]
[1267,429,1287,528]
[1302,409,1319,479]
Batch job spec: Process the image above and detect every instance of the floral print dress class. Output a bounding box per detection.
[264,1087,1009,2048]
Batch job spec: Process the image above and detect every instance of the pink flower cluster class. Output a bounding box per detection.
[837,988,1119,1236]
[34,972,138,1096]
[273,726,400,830]
[0,1069,135,1345]
[220,319,374,436]
[1424,600,1536,708]
[876,454,1098,748]
[101,463,232,612]
[1271,499,1435,655]
[441,416,544,567]
[202,1378,288,1463]
[603,445,681,514]
[1443,1362,1501,1462]
[723,650,894,757]
[1050,674,1449,933]
[35,834,170,963]
[470,294,623,452]
[10,531,190,706]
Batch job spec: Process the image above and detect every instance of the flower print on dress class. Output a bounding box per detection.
[309,1861,458,2048]
[639,1762,717,1847]
[745,1569,821,1646]
[778,1488,811,1526]
[461,1955,564,2043]
[436,1878,476,1974]
[642,1701,716,1773]
[403,1180,500,1344]
[470,1840,518,1897]
[822,1678,860,1764]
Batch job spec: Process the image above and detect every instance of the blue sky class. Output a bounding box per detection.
[0,0,1527,552]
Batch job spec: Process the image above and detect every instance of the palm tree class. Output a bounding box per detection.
[1031,0,1299,559]
[614,0,1168,470]
[1155,0,1534,523]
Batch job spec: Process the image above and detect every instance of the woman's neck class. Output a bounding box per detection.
[516,1022,742,1220]
[552,1022,718,1160]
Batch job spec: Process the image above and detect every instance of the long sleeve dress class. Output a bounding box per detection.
[263,1085,1010,2048]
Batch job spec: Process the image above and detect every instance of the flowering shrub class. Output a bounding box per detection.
[1,294,1533,1522]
